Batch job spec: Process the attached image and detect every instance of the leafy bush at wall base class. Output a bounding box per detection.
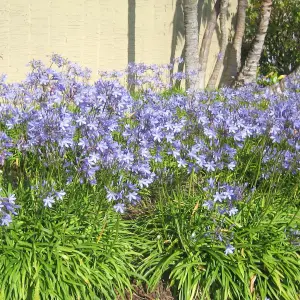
[0,213,142,300]
[0,56,299,299]
[138,210,300,299]
[137,180,300,300]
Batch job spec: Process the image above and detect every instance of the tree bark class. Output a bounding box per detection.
[221,0,248,86]
[198,0,221,89]
[237,0,272,85]
[184,0,200,91]
[207,0,229,89]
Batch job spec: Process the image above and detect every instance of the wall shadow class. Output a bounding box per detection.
[128,0,136,90]
[219,2,239,87]
[169,0,184,86]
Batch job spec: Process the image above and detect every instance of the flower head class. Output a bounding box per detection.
[225,244,235,255]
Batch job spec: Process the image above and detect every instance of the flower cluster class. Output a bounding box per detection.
[0,190,19,226]
[201,178,253,255]
[0,55,299,225]
[100,57,185,91]
[31,180,66,209]
[0,132,13,166]
[202,178,247,217]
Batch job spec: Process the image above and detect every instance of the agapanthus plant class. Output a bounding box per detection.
[0,55,299,299]
[0,54,299,220]
[0,188,19,226]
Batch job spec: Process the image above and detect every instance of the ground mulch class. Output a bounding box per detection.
[121,281,175,300]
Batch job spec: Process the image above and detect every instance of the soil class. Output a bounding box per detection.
[122,281,175,300]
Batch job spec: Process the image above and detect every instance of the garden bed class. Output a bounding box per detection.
[0,56,299,299]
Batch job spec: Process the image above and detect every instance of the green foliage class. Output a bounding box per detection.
[130,86,186,100]
[243,0,300,76]
[0,213,142,300]
[256,71,287,87]
[0,149,145,299]
[1,64,300,299]
[138,195,299,299]
[136,141,300,300]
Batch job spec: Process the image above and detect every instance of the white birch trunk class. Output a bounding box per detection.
[184,0,200,91]
[237,0,272,84]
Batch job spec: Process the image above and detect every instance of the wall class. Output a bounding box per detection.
[0,0,237,83]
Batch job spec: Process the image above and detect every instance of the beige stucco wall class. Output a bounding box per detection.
[0,0,237,83]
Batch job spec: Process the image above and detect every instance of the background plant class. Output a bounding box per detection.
[243,0,300,77]
[0,56,299,299]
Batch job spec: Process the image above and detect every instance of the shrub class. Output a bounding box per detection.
[243,0,300,76]
[0,56,299,299]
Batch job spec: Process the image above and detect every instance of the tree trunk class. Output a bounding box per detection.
[221,0,248,86]
[183,0,200,91]
[237,0,272,84]
[207,0,229,89]
[198,0,221,89]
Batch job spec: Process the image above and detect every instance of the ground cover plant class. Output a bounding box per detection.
[0,55,299,299]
